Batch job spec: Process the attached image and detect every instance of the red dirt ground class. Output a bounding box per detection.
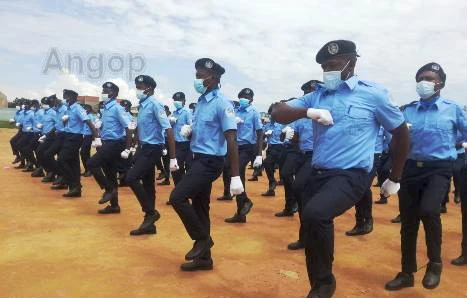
[0,129,466,298]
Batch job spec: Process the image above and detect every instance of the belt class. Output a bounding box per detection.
[301,150,313,157]
[406,159,453,169]
[238,144,254,150]
[312,166,367,175]
[102,138,126,143]
[193,153,224,160]
[139,143,163,149]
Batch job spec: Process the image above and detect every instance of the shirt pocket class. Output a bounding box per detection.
[197,113,218,143]
[345,106,373,136]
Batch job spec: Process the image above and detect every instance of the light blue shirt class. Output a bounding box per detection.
[191,88,237,156]
[264,122,284,145]
[55,104,68,133]
[383,129,392,153]
[290,118,313,152]
[64,102,90,134]
[137,95,171,145]
[32,109,45,133]
[172,107,193,142]
[375,126,384,154]
[13,110,23,123]
[288,76,405,172]
[404,96,467,161]
[100,99,129,140]
[236,105,263,145]
[82,113,95,136]
[456,132,465,155]
[42,108,57,134]
[21,110,35,132]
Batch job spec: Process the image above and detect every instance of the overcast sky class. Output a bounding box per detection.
[1,0,466,111]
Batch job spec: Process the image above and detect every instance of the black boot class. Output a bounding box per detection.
[12,156,21,164]
[248,176,258,181]
[14,163,25,169]
[454,193,461,204]
[391,214,401,223]
[287,240,305,250]
[374,195,388,204]
[422,262,442,289]
[451,255,467,266]
[385,272,414,291]
[217,194,233,201]
[261,189,275,197]
[63,187,81,198]
[440,204,447,214]
[83,170,93,177]
[180,258,213,271]
[130,212,160,236]
[41,172,55,183]
[184,237,214,260]
[98,189,118,204]
[345,218,373,236]
[22,163,34,172]
[224,213,246,223]
[51,184,68,190]
[275,209,295,217]
[98,205,121,214]
[239,199,253,216]
[308,276,336,298]
[31,167,45,177]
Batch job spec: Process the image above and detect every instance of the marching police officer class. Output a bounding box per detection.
[16,99,35,170]
[169,58,243,271]
[272,40,409,298]
[124,75,177,236]
[80,104,95,177]
[87,82,130,213]
[35,96,57,180]
[224,88,263,223]
[10,100,25,165]
[31,98,48,177]
[170,92,194,185]
[452,140,467,266]
[386,63,467,291]
[54,89,97,197]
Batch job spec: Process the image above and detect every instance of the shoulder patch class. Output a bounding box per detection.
[225,106,235,118]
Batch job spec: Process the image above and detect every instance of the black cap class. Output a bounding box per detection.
[63,89,78,99]
[238,88,254,98]
[195,58,225,77]
[172,92,185,101]
[135,75,157,88]
[40,97,48,104]
[120,99,132,109]
[47,94,57,101]
[102,82,119,93]
[188,103,197,110]
[316,40,359,64]
[301,80,323,91]
[415,62,446,87]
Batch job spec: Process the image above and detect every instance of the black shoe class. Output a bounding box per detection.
[277,180,284,186]
[53,176,64,185]
[129,225,157,236]
[375,196,388,204]
[454,194,461,204]
[137,212,161,231]
[180,258,213,271]
[391,214,401,223]
[239,199,253,216]
[98,205,121,214]
[451,255,467,266]
[185,237,214,260]
[98,189,118,204]
[41,173,55,183]
[275,209,295,217]
[261,189,275,197]
[440,205,447,214]
[422,262,442,289]
[22,165,34,172]
[12,156,21,164]
[345,219,373,236]
[166,200,172,205]
[14,163,25,169]
[63,188,81,198]
[248,176,258,181]
[51,184,68,190]
[224,213,246,223]
[308,276,336,298]
[31,167,45,177]
[287,240,305,250]
[385,272,414,291]
[83,171,92,177]
[217,194,233,201]
[158,179,170,186]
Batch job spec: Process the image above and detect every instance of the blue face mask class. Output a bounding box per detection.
[194,78,207,94]
[174,101,183,110]
[238,98,250,108]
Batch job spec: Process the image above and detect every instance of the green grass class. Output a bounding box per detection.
[0,121,17,128]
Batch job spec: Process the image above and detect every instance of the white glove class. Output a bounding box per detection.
[380,178,400,197]
[306,108,334,125]
[180,124,192,138]
[462,142,467,149]
[169,158,179,172]
[15,122,20,127]
[129,147,137,154]
[282,126,295,140]
[162,149,168,156]
[62,115,69,122]
[265,130,273,136]
[120,149,130,159]
[406,122,412,129]
[235,117,244,124]
[94,120,102,129]
[38,135,46,143]
[128,121,137,130]
[230,176,244,195]
[9,118,15,124]
[91,137,102,148]
[26,126,33,131]
[36,123,43,129]
[253,156,262,168]
[169,116,177,124]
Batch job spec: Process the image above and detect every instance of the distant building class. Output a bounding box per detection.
[0,91,7,108]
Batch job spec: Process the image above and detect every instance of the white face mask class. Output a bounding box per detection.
[42,104,50,110]
[136,90,147,100]
[416,81,437,99]
[100,94,109,102]
[16,105,20,111]
[21,104,25,110]
[322,60,351,90]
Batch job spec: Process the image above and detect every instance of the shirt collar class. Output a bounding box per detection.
[344,75,358,90]
[416,95,441,111]
[139,95,153,109]
[104,99,116,110]
[199,88,219,103]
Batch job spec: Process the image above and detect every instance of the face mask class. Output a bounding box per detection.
[16,105,20,111]
[194,78,207,94]
[21,104,25,110]
[238,98,250,108]
[31,106,36,111]
[323,60,350,90]
[174,101,183,110]
[43,104,50,110]
[100,94,109,102]
[416,81,437,99]
[136,89,148,101]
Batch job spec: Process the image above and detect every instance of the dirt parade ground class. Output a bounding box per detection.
[0,128,466,298]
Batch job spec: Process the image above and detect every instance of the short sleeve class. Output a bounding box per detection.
[116,106,130,128]
[77,105,90,122]
[455,104,467,140]
[375,90,405,132]
[153,103,171,130]
[253,110,263,131]
[219,100,237,132]
[287,93,315,109]
[186,109,193,125]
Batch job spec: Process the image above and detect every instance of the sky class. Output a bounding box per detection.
[1,0,467,111]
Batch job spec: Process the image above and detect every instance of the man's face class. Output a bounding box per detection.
[102,87,116,98]
[196,69,215,88]
[321,56,354,79]
[417,70,443,92]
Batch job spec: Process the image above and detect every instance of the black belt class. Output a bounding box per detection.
[302,150,313,157]
[406,159,453,169]
[193,153,224,160]
[102,139,126,143]
[139,143,163,149]
[312,167,367,175]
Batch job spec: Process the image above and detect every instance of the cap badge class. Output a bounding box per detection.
[327,43,339,55]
